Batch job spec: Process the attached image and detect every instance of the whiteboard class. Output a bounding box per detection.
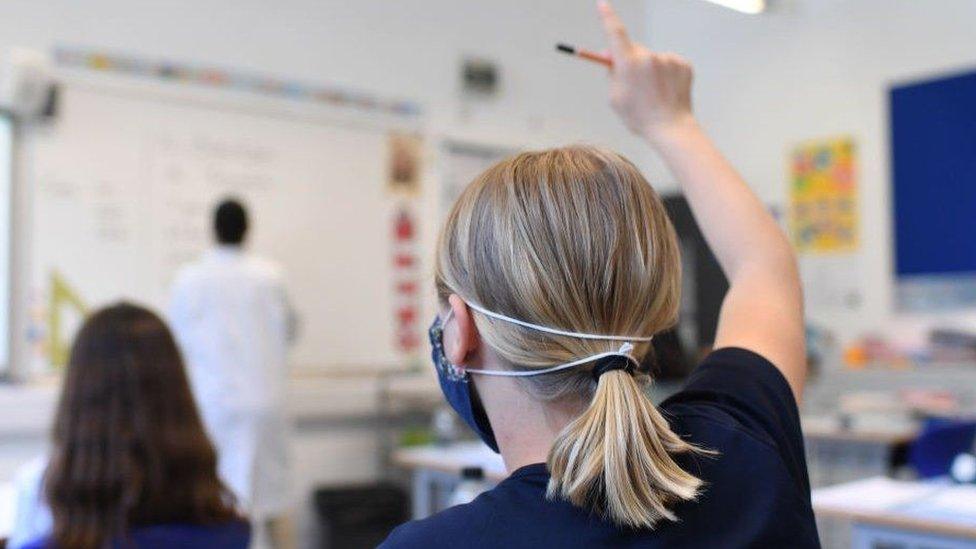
[24,82,428,373]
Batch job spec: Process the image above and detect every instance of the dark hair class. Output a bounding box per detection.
[214,199,248,245]
[45,302,239,549]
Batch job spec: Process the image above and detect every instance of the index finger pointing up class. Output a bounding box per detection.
[598,0,634,60]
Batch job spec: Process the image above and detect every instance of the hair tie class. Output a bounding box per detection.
[591,355,633,381]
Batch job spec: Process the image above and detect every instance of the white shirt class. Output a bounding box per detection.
[169,246,295,414]
[8,456,50,549]
[169,246,296,517]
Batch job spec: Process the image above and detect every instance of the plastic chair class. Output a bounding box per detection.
[908,418,976,478]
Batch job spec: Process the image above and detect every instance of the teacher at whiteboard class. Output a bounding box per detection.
[169,198,298,549]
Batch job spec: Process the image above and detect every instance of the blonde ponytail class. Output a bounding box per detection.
[436,145,709,529]
[547,370,704,528]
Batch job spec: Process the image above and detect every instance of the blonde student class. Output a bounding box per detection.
[381,1,818,547]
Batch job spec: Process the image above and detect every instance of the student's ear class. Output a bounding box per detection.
[446,294,480,369]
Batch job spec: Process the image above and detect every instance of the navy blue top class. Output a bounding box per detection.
[20,520,250,549]
[382,348,821,548]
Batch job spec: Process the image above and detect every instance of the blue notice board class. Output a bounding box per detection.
[891,69,976,309]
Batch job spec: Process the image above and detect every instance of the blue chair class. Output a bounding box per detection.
[908,418,976,478]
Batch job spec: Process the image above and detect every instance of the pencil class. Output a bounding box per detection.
[556,43,613,67]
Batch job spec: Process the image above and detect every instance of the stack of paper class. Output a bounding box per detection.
[812,476,942,513]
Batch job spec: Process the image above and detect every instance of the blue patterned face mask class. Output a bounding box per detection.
[428,311,499,452]
[428,304,650,453]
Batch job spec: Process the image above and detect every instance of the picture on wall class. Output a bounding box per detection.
[789,137,859,254]
[387,132,423,196]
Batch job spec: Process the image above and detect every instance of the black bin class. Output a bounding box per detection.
[313,483,409,549]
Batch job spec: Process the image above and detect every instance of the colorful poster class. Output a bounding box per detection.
[789,138,858,253]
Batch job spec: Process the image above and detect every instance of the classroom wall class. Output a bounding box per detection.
[0,0,649,166]
[643,0,976,339]
[5,0,975,340]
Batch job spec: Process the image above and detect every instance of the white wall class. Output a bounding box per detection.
[5,0,974,334]
[0,0,650,163]
[644,0,976,337]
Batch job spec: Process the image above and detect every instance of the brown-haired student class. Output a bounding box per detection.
[9,303,248,549]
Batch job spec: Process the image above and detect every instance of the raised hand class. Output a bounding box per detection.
[598,0,696,142]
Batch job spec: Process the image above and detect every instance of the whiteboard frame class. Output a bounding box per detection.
[0,110,14,380]
[53,67,424,136]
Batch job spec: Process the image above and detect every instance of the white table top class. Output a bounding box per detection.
[392,441,508,481]
[0,481,14,540]
[813,476,976,539]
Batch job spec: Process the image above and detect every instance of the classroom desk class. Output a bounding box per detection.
[803,422,919,445]
[392,442,506,519]
[813,477,976,549]
[802,415,919,488]
[393,422,926,522]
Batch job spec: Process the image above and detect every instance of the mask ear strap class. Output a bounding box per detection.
[465,301,653,342]
[465,343,641,378]
[441,308,454,326]
[441,299,653,378]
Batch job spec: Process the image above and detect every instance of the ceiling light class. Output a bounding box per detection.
[702,0,766,14]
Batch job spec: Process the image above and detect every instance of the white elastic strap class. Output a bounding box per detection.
[466,343,640,378]
[465,301,654,342]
